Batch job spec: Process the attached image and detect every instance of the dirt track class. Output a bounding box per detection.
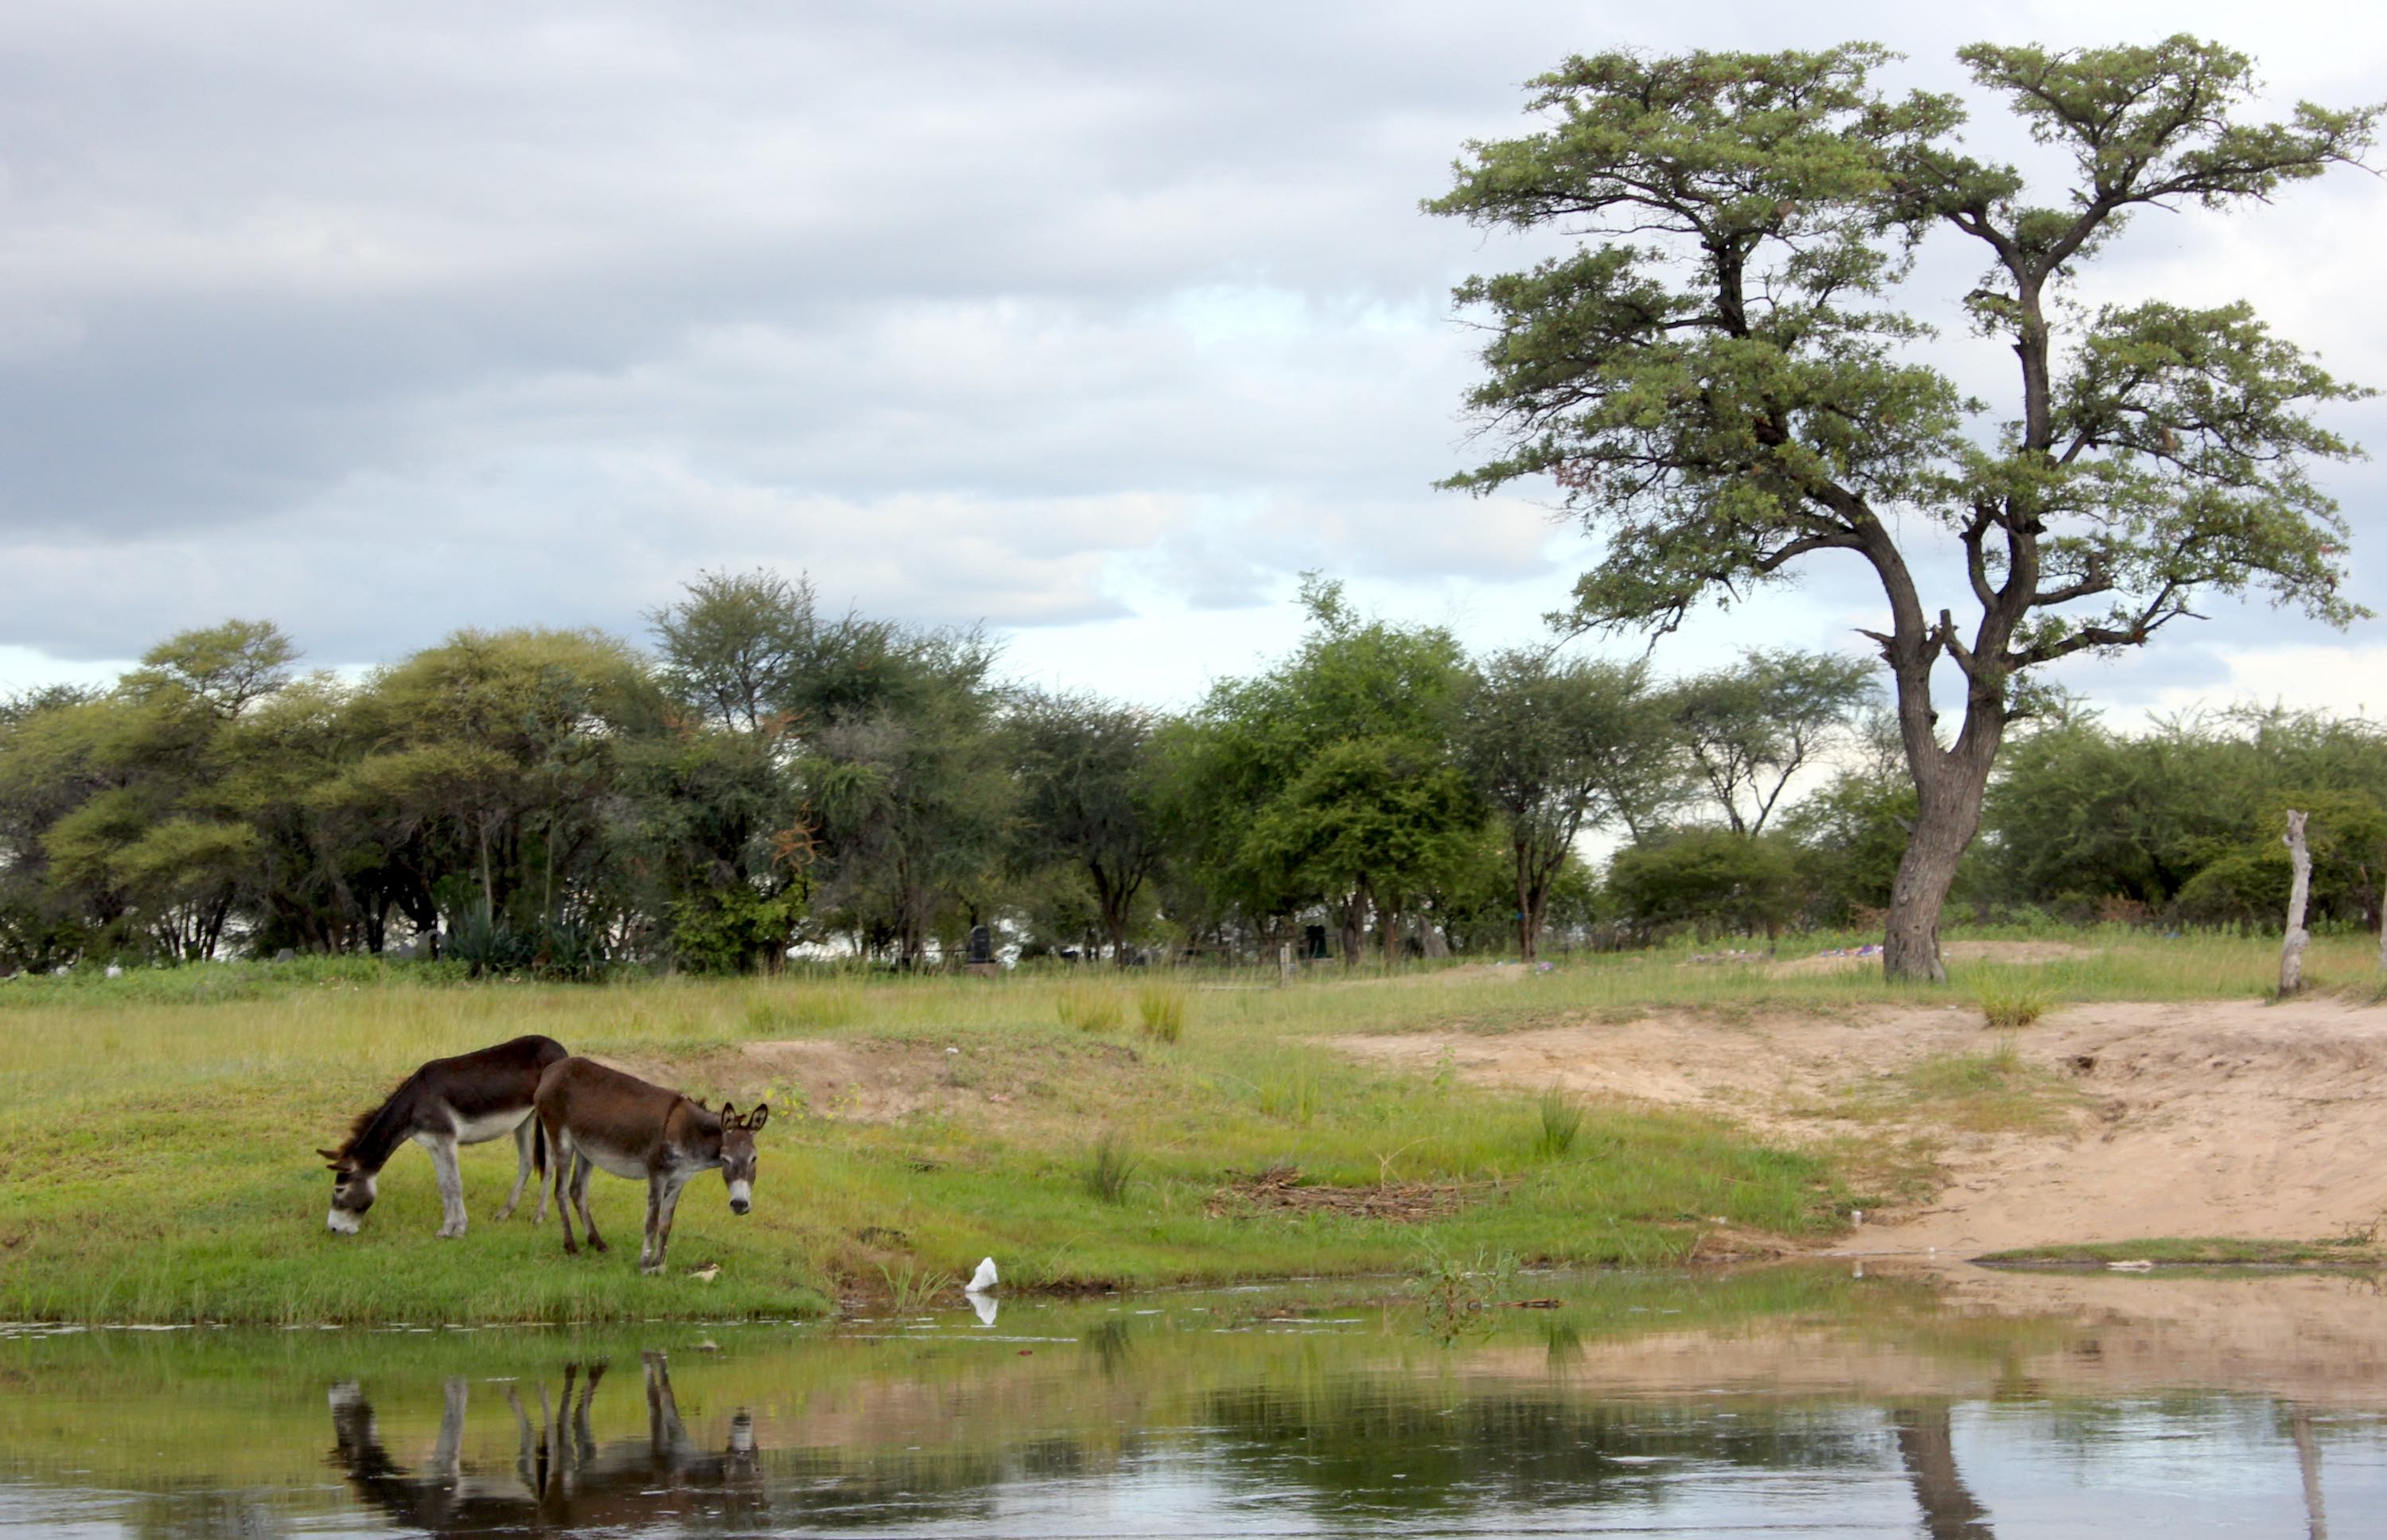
[1330,994,2387,1258]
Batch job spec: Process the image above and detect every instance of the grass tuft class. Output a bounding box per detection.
[1080,1133,1139,1204]
[1136,984,1188,1043]
[1977,980,2052,1030]
[1057,984,1124,1034]
[1535,1086,1584,1158]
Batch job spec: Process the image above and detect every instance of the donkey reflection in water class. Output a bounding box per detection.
[319,1034,568,1237]
[329,1354,761,1534]
[533,1056,768,1274]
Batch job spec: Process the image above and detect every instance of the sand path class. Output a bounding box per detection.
[1328,994,2387,1258]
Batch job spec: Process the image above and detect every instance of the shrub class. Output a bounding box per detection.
[1606,828,1800,939]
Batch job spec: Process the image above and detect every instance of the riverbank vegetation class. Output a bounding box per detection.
[5,934,2379,1324]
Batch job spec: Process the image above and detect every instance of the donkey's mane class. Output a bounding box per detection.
[332,1071,421,1169]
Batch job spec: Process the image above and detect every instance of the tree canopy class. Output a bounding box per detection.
[1429,37,2377,979]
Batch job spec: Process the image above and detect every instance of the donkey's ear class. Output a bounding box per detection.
[720,1101,739,1125]
[748,1102,769,1133]
[317,1149,342,1163]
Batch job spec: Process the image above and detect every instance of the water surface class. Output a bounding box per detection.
[5,1266,2385,1537]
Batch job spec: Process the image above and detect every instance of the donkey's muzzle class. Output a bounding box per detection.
[728,1179,752,1215]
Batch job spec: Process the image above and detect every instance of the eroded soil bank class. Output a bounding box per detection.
[1332,994,2387,1258]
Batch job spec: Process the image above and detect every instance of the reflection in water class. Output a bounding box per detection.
[8,1270,2387,1537]
[329,1354,761,1534]
[1895,1404,1995,1539]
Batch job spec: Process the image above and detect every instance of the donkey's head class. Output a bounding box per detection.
[718,1102,769,1215]
[318,1149,377,1234]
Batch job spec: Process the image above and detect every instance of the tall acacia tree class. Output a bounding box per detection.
[1430,39,2375,980]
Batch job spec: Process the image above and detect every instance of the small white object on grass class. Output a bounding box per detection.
[966,1257,999,1294]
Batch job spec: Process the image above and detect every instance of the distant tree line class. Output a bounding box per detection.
[2,570,2380,976]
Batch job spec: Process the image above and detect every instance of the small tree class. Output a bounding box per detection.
[1430,39,2375,980]
[1452,649,1667,959]
[1008,689,1168,964]
[1665,649,1875,835]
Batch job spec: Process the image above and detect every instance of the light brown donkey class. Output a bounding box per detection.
[532,1057,767,1274]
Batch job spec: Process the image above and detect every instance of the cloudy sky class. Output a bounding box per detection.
[2,0,2382,718]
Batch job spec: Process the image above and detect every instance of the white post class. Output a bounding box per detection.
[2280,809,2311,996]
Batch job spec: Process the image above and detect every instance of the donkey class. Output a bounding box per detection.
[533,1056,767,1274]
[320,1034,569,1237]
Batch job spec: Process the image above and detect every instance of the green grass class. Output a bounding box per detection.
[1978,1236,2387,1267]
[0,966,1852,1324]
[1838,1037,2084,1135]
[3,926,2369,1325]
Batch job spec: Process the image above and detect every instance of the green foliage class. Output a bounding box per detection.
[1166,578,1485,960]
[1451,650,1667,957]
[1430,37,2377,974]
[665,885,808,975]
[1665,650,1875,836]
[1607,829,1800,939]
[1008,689,1167,963]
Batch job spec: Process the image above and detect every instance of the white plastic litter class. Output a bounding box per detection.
[966,1257,999,1293]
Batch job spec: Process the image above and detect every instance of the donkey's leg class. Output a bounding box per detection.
[435,1378,468,1478]
[574,1361,604,1464]
[649,1175,688,1275]
[642,1351,688,1449]
[572,1153,607,1253]
[495,1116,535,1221]
[502,1383,535,1495]
[639,1173,664,1274]
[550,1127,580,1255]
[422,1132,467,1239]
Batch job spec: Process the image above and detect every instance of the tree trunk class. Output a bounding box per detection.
[1514,844,1536,962]
[2282,809,2311,995]
[1883,764,1989,984]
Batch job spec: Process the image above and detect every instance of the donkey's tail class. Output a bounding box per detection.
[533,1117,547,1177]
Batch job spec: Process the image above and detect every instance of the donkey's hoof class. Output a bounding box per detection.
[588,1237,609,1253]
[493,1205,517,1222]
[438,1226,465,1240]
[639,1261,664,1277]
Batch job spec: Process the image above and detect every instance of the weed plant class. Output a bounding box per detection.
[1081,1133,1138,1204]
[1137,984,1187,1042]
[1535,1087,1584,1158]
[1057,984,1123,1034]
[1977,982,2051,1030]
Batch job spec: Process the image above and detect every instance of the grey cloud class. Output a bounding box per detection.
[0,0,2379,688]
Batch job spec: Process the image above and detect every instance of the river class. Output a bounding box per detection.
[4,1265,2384,1536]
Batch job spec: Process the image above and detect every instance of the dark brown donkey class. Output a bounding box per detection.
[533,1057,767,1274]
[320,1034,569,1237]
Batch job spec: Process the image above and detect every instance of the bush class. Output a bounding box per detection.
[1606,828,1800,939]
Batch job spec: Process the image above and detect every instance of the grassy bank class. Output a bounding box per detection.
[0,967,1843,1324]
[2,929,2374,1324]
